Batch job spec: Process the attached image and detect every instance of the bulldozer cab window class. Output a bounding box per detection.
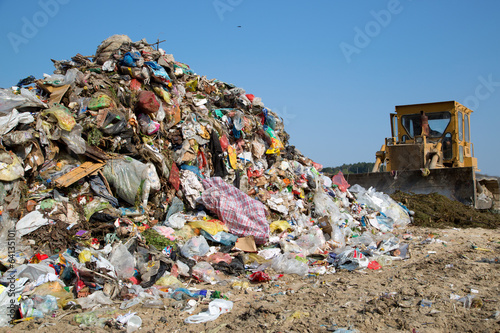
[464,114,470,142]
[401,112,451,138]
[458,111,463,141]
[442,132,452,160]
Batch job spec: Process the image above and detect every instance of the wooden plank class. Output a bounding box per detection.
[54,161,105,187]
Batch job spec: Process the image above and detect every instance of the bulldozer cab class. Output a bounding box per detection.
[386,101,478,171]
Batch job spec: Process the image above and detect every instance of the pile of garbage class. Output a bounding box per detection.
[0,35,412,328]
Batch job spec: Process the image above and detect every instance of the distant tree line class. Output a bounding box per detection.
[322,162,375,176]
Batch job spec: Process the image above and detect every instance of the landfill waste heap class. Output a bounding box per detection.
[0,35,413,328]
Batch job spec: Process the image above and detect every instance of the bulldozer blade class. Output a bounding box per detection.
[345,167,478,208]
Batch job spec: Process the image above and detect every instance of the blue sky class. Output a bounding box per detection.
[1,0,499,176]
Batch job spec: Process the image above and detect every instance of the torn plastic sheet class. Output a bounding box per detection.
[16,210,50,237]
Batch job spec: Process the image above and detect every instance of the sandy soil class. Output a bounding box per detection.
[2,225,499,333]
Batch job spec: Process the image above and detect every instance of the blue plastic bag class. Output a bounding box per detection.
[145,61,171,83]
[121,51,142,67]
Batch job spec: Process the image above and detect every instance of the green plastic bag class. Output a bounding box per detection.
[88,94,112,110]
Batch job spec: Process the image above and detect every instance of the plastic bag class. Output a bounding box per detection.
[350,185,411,228]
[43,104,76,131]
[269,220,293,233]
[109,244,135,279]
[83,197,110,220]
[63,68,79,85]
[43,69,78,86]
[201,177,270,245]
[176,260,190,277]
[313,189,340,218]
[76,291,113,309]
[0,108,35,135]
[155,275,183,288]
[43,74,66,86]
[166,212,187,229]
[89,174,119,207]
[332,171,350,192]
[191,262,218,284]
[153,86,171,104]
[3,264,54,282]
[121,51,143,67]
[88,93,113,110]
[145,61,171,84]
[184,299,233,324]
[201,230,238,246]
[103,157,160,206]
[20,295,58,318]
[0,88,27,113]
[336,248,369,271]
[79,249,92,263]
[164,196,185,223]
[16,210,49,237]
[181,236,209,258]
[0,88,45,114]
[0,151,25,181]
[137,91,160,114]
[188,219,228,235]
[0,278,26,327]
[61,124,86,154]
[271,254,308,276]
[295,227,325,256]
[138,113,160,135]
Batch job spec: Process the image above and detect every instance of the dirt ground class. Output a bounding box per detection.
[2,193,499,333]
[1,227,497,333]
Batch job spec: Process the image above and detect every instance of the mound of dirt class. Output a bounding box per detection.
[390,191,500,229]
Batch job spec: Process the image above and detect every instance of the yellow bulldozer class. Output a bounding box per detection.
[346,101,499,210]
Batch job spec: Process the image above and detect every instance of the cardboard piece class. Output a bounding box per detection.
[54,161,105,187]
[36,81,71,105]
[234,236,257,253]
[95,109,109,127]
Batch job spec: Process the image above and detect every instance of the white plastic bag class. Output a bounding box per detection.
[103,157,160,206]
[181,236,209,258]
[314,190,340,218]
[184,299,233,324]
[350,185,411,228]
[271,254,308,276]
[0,108,34,135]
[0,88,45,114]
[0,152,25,181]
[166,212,187,229]
[191,261,218,284]
[109,244,135,279]
[61,124,86,154]
[76,290,113,309]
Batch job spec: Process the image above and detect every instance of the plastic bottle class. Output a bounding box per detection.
[120,297,143,310]
[143,299,164,308]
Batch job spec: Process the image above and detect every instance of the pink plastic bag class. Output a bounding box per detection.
[219,135,229,151]
[332,171,350,192]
